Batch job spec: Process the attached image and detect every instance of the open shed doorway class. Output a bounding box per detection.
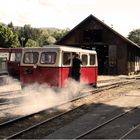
[95,45,109,75]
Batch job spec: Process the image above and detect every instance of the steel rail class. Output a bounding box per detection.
[0,101,12,105]
[0,90,21,96]
[5,104,85,139]
[74,105,140,139]
[0,106,16,112]
[119,122,140,139]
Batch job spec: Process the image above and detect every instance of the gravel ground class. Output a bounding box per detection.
[45,80,140,139]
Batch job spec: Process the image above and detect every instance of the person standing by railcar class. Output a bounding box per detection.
[71,53,82,81]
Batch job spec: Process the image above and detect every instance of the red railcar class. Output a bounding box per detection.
[20,45,98,87]
[0,48,22,79]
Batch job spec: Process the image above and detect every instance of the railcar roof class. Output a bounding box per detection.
[23,45,96,54]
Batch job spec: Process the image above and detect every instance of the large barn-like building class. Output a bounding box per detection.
[56,14,140,75]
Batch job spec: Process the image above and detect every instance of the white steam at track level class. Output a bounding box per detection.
[0,76,89,116]
[19,78,89,115]
[0,76,21,92]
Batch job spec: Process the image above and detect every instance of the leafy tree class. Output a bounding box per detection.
[38,28,69,46]
[18,25,43,47]
[0,24,20,48]
[18,24,33,47]
[38,29,49,46]
[25,39,39,47]
[53,28,70,40]
[1,21,70,48]
[46,36,56,44]
[30,28,42,41]
[128,29,140,46]
[7,22,15,32]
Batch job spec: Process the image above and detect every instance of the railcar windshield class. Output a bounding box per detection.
[23,52,39,64]
[10,53,22,62]
[40,52,56,64]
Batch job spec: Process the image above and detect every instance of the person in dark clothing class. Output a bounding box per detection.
[71,53,82,81]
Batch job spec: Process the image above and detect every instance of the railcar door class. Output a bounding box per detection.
[36,51,59,87]
[81,53,97,85]
[8,49,22,79]
[20,51,39,85]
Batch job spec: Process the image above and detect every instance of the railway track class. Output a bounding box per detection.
[74,106,140,139]
[0,90,22,105]
[120,121,140,139]
[0,78,138,139]
[0,105,16,112]
[0,100,12,106]
[0,90,21,96]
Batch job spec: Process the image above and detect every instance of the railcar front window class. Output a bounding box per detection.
[40,52,56,64]
[23,52,38,64]
[90,54,95,65]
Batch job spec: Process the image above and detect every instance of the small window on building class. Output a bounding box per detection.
[82,54,88,66]
[10,53,22,62]
[90,54,95,65]
[40,52,56,64]
[23,52,38,64]
[63,52,71,65]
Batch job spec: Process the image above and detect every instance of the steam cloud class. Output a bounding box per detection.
[0,76,90,116]
[18,78,89,115]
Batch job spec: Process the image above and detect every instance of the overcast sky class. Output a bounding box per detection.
[0,0,140,37]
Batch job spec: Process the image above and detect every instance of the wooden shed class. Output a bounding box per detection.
[56,14,140,75]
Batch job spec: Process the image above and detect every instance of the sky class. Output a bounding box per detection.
[0,0,140,37]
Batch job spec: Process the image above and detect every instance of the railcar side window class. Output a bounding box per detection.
[63,52,71,65]
[23,52,38,64]
[40,52,56,64]
[90,54,95,65]
[10,53,22,62]
[82,54,88,65]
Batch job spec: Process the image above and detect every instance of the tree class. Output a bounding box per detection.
[38,28,70,46]
[7,22,14,32]
[38,29,49,46]
[18,24,32,47]
[128,29,140,46]
[0,24,20,48]
[25,39,39,47]
[18,25,42,47]
[53,28,70,40]
[46,36,56,44]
